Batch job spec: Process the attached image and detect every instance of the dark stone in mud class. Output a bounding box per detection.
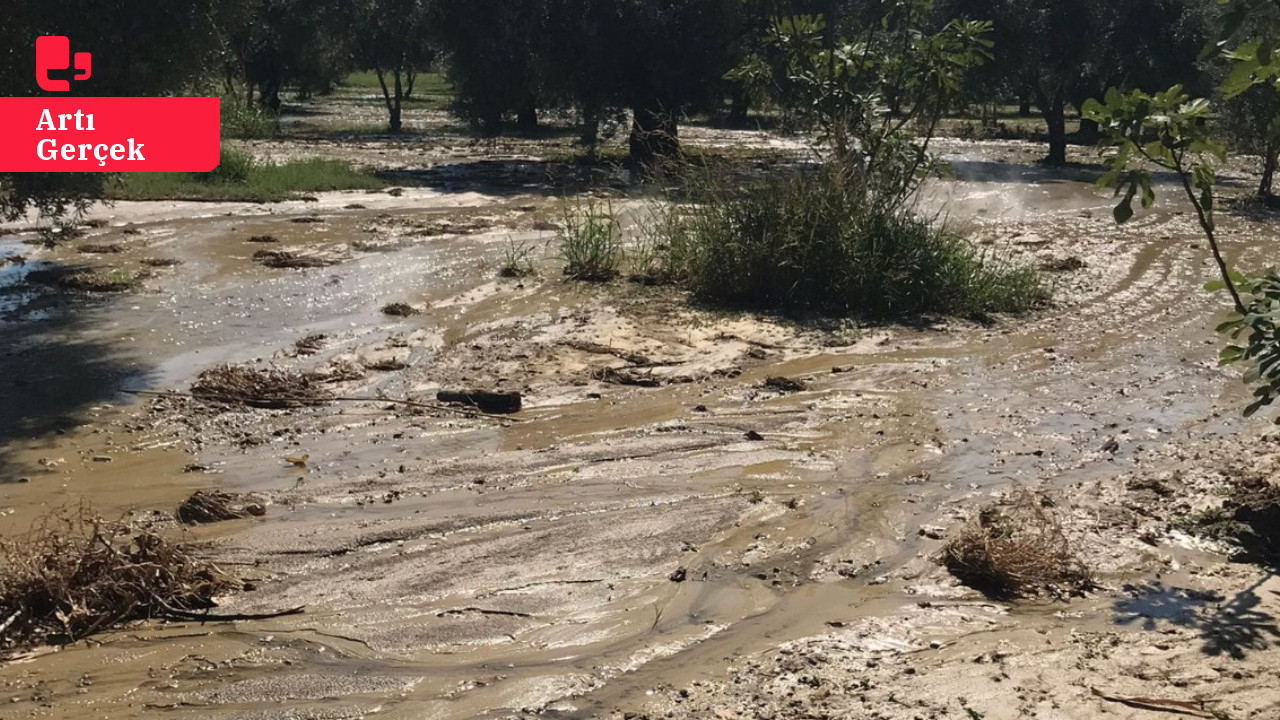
[763,376,807,393]
[382,303,420,317]
[669,567,688,583]
[246,235,279,244]
[745,431,765,442]
[436,389,522,415]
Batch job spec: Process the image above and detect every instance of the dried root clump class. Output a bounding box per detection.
[177,491,266,525]
[77,243,123,254]
[941,490,1093,599]
[191,364,334,409]
[294,334,327,356]
[141,257,184,268]
[0,507,241,654]
[252,249,339,269]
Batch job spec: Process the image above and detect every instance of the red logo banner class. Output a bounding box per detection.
[0,97,222,172]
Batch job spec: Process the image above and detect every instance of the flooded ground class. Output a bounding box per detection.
[2,127,1279,720]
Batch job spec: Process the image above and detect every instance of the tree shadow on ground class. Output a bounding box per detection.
[1113,574,1280,660]
[0,257,153,481]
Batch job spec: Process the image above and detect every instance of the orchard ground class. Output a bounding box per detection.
[1,86,1279,720]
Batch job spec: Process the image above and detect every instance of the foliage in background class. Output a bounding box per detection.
[1086,0,1280,421]
[353,0,437,132]
[730,4,992,212]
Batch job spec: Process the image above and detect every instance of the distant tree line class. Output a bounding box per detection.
[3,0,1276,221]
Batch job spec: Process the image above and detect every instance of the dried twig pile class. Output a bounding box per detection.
[190,364,334,409]
[0,508,241,654]
[177,491,266,525]
[941,490,1093,598]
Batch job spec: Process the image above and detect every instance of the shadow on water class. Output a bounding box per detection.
[0,252,155,481]
[1113,574,1280,660]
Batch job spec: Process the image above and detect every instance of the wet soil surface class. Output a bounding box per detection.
[2,135,1280,720]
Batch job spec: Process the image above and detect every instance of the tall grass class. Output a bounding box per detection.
[111,148,385,202]
[557,200,624,282]
[654,167,1046,319]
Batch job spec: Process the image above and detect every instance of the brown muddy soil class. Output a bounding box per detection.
[2,129,1279,720]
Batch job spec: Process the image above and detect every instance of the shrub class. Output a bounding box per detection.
[659,167,1046,319]
[220,98,277,139]
[557,200,623,282]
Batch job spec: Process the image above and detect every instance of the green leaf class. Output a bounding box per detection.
[1114,199,1134,225]
[1245,398,1268,418]
[1221,345,1246,365]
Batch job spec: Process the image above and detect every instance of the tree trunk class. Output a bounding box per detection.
[1018,96,1032,117]
[729,87,750,124]
[1038,89,1067,165]
[390,69,403,133]
[376,67,404,134]
[404,68,417,101]
[580,103,601,147]
[260,79,281,113]
[1076,117,1100,145]
[629,105,679,167]
[1261,146,1277,199]
[517,96,539,131]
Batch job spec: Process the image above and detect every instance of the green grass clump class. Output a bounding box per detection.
[557,200,623,282]
[659,167,1047,319]
[111,148,384,202]
[221,99,277,139]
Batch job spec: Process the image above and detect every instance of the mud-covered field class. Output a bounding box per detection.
[2,108,1279,720]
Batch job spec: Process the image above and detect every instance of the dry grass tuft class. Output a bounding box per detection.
[140,257,184,268]
[941,490,1093,599]
[77,243,124,254]
[191,364,334,409]
[0,506,241,654]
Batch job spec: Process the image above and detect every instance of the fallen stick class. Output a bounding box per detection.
[157,603,306,623]
[123,389,525,423]
[1091,688,1212,717]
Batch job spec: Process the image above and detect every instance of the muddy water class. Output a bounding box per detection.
[0,143,1269,719]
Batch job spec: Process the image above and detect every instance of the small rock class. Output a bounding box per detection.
[92,455,113,463]
[744,431,765,442]
[669,567,688,583]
